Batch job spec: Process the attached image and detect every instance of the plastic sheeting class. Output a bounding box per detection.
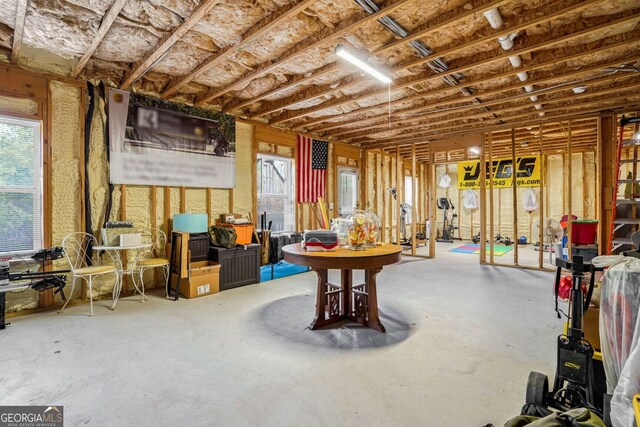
[595,255,640,427]
[438,173,451,188]
[462,189,479,210]
[522,188,539,212]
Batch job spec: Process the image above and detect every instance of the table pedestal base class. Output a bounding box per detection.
[310,268,385,333]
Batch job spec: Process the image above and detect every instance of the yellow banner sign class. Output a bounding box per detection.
[458,155,541,189]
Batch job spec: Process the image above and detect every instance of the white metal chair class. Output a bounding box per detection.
[59,232,119,316]
[133,228,169,301]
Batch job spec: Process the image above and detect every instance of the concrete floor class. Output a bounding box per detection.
[0,247,565,426]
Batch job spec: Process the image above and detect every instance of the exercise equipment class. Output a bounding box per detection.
[525,255,606,419]
[436,198,457,243]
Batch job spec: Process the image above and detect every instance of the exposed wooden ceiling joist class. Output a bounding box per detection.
[120,0,224,89]
[223,0,509,114]
[270,6,640,126]
[316,36,640,135]
[194,0,417,107]
[240,0,509,118]
[11,0,28,64]
[363,97,640,149]
[338,74,640,141]
[71,0,127,78]
[161,0,316,99]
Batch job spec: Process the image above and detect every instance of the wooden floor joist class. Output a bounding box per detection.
[162,0,316,99]
[195,0,416,107]
[269,0,622,126]
[72,0,128,77]
[11,0,29,64]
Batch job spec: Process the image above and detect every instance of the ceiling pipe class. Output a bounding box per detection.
[517,71,529,82]
[498,33,519,50]
[509,55,522,68]
[483,8,503,29]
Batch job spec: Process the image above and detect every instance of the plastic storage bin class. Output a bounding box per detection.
[571,220,598,245]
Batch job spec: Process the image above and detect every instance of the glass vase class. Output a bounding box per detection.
[347,209,369,251]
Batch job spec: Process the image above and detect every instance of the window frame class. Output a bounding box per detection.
[0,114,43,252]
[337,166,359,217]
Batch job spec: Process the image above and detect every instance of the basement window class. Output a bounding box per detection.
[0,115,43,252]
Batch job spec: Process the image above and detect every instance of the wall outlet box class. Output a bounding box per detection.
[329,202,334,210]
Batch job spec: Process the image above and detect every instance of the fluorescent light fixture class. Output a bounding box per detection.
[335,45,393,84]
[469,147,480,154]
[634,132,640,140]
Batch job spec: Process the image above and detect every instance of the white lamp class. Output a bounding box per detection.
[335,45,393,84]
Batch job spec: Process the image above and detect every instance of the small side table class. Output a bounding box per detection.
[93,244,151,308]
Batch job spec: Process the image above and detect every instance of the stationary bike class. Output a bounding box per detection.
[436,197,457,243]
[525,255,607,420]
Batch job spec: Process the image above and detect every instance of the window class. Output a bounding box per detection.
[338,167,358,217]
[257,154,295,232]
[0,116,43,252]
[404,176,413,207]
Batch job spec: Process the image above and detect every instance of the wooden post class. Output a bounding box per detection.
[252,125,258,224]
[538,126,545,268]
[376,149,383,241]
[511,128,518,266]
[228,188,234,214]
[582,153,588,218]
[428,160,436,258]
[164,187,171,232]
[206,188,212,226]
[411,143,417,255]
[380,148,386,243]
[480,134,487,263]
[395,146,401,245]
[151,186,157,230]
[567,120,573,259]
[489,132,495,264]
[332,144,338,218]
[120,185,127,220]
[180,186,186,213]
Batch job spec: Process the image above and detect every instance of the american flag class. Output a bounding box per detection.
[296,135,328,203]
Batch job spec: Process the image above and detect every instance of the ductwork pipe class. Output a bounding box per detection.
[517,71,529,82]
[534,104,543,110]
[509,55,522,68]
[524,85,534,92]
[529,95,539,102]
[498,33,518,50]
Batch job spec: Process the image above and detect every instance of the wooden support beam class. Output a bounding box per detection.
[303,36,640,133]
[348,78,640,141]
[362,97,640,149]
[72,0,127,77]
[120,0,223,89]
[271,1,629,126]
[180,187,186,213]
[488,133,495,263]
[162,0,314,98]
[411,143,417,255]
[163,187,171,232]
[330,68,640,139]
[120,185,127,220]
[480,134,487,263]
[206,188,212,226]
[395,147,401,245]
[511,129,519,266]
[11,0,28,64]
[195,0,415,106]
[428,160,436,257]
[244,0,509,117]
[567,120,573,258]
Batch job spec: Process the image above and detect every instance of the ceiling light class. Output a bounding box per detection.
[572,86,587,94]
[634,132,640,141]
[335,45,393,84]
[469,147,480,154]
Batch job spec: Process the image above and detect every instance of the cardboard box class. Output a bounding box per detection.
[583,306,600,351]
[170,261,221,299]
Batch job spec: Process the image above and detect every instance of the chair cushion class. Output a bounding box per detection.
[137,258,169,267]
[75,265,116,275]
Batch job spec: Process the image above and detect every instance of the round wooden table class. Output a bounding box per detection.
[282,243,402,332]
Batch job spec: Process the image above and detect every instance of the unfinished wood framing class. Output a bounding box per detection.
[10,0,28,63]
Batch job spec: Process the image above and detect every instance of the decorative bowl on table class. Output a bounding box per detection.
[347,209,369,251]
